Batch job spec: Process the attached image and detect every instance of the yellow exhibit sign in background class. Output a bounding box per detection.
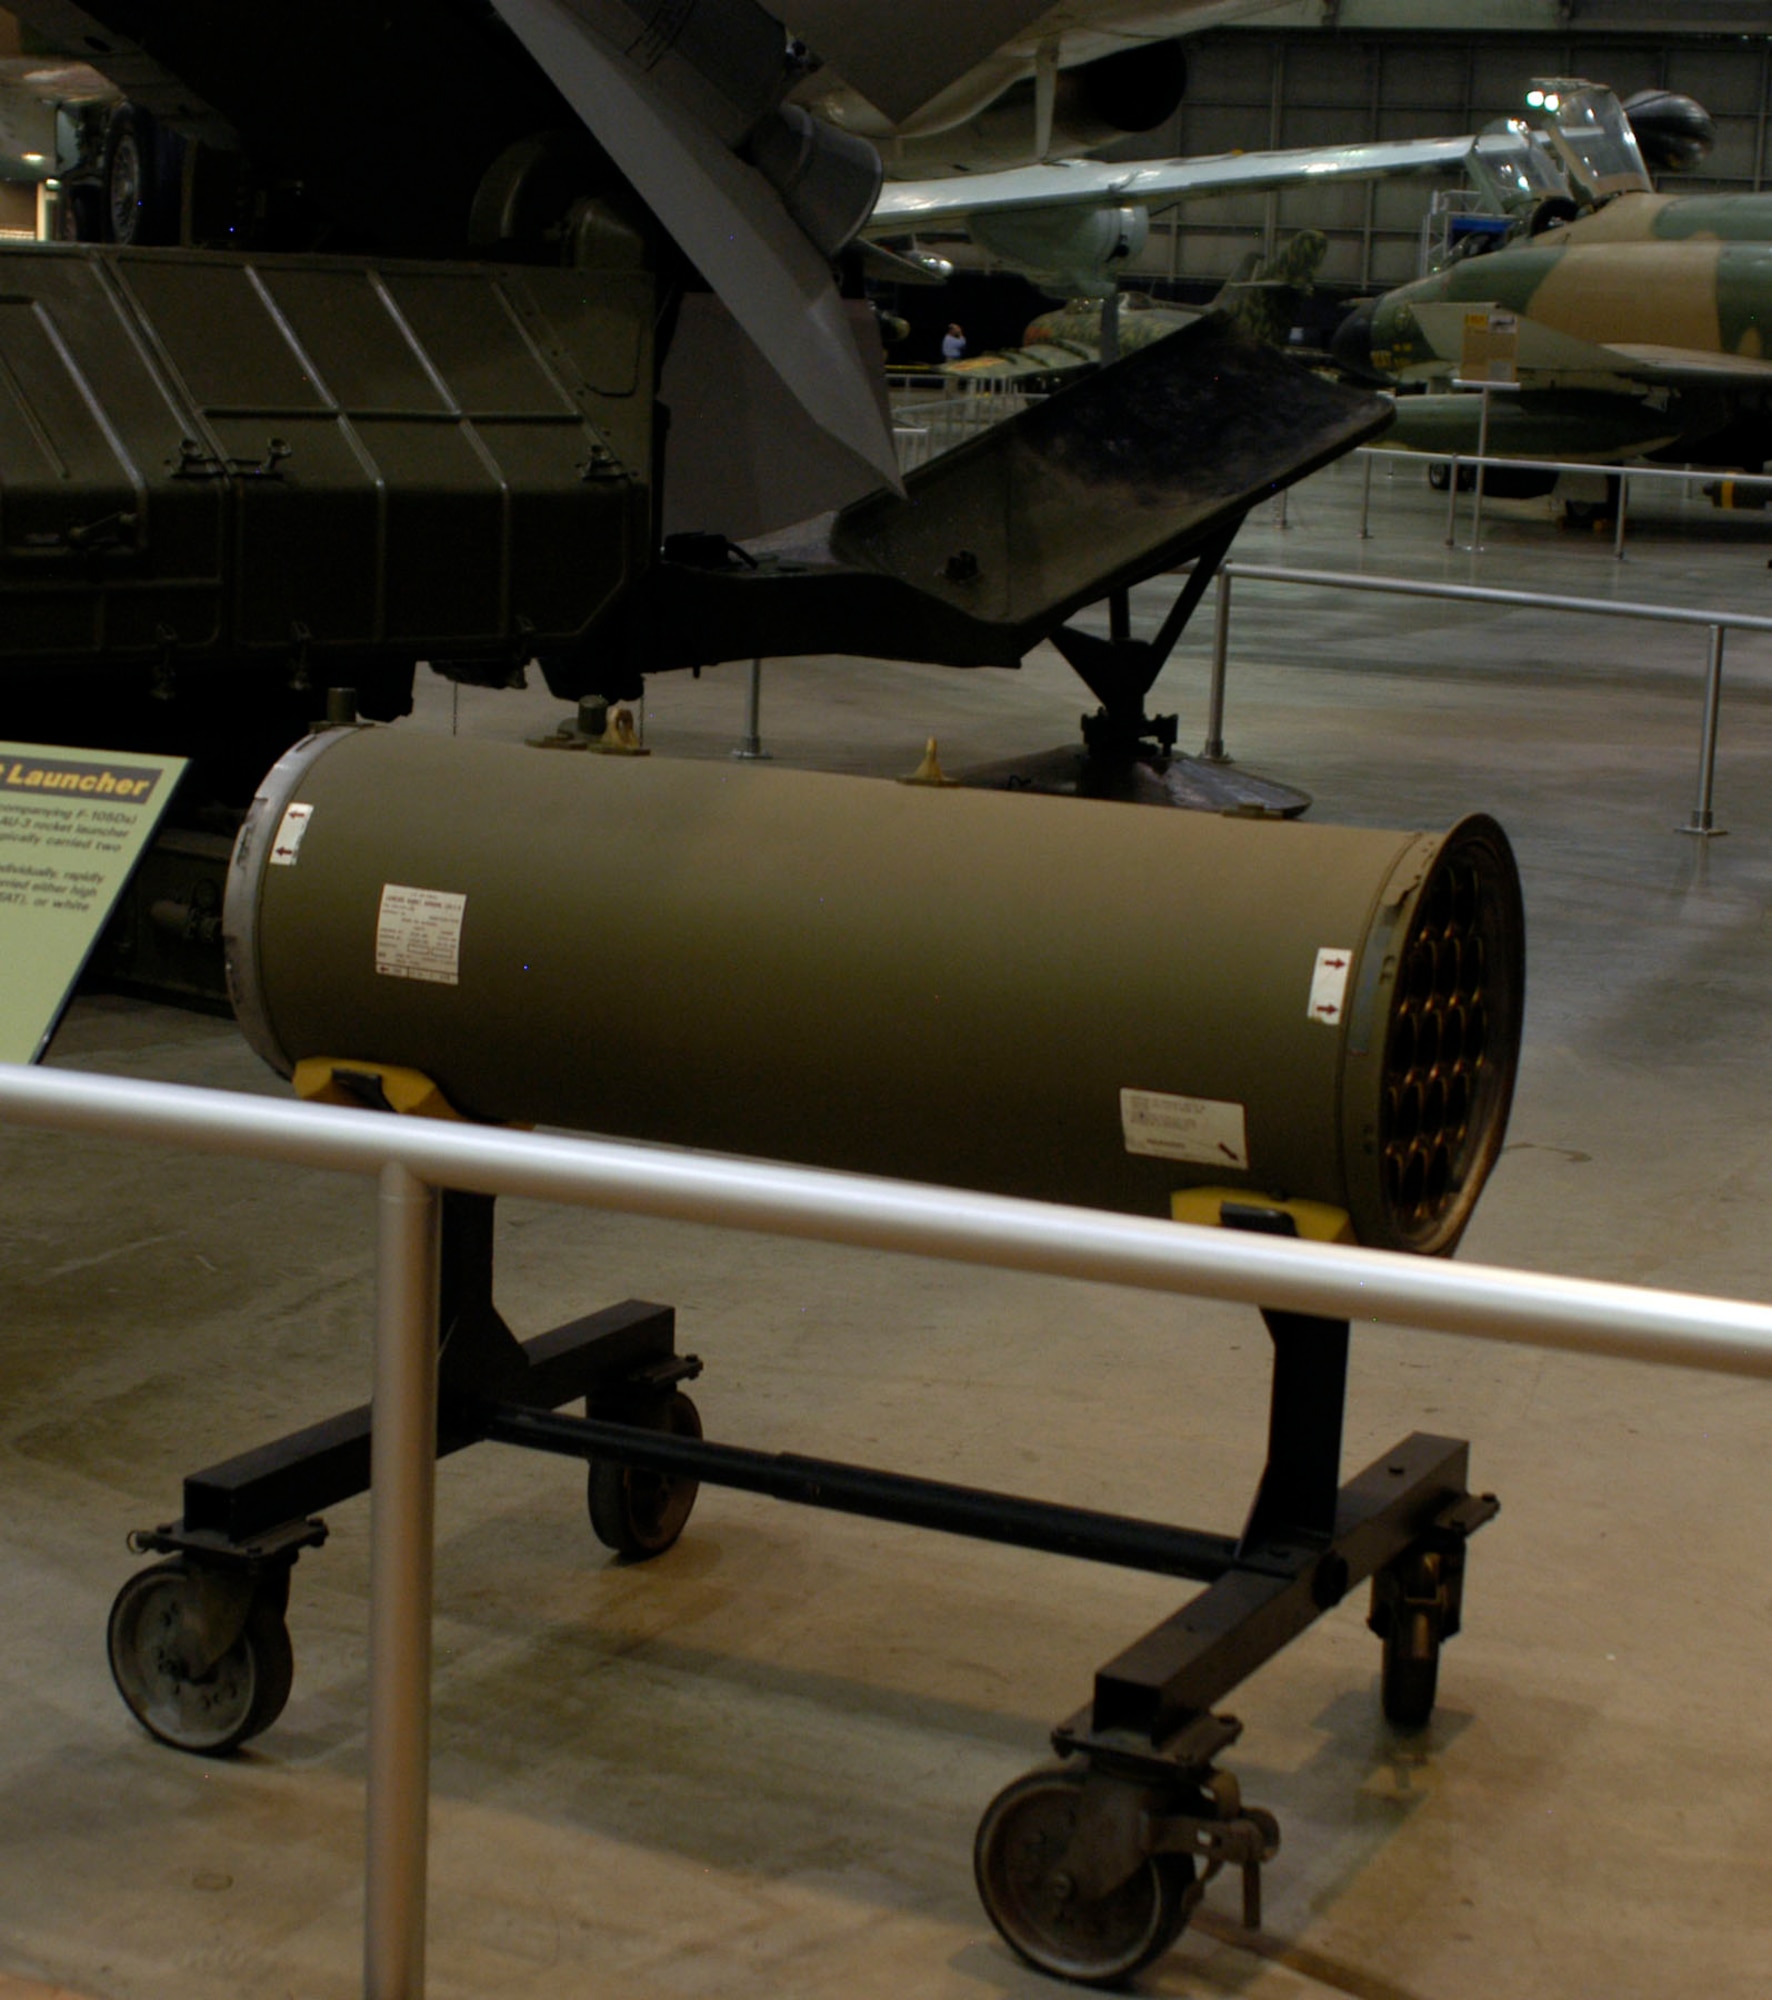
[0,743,188,1062]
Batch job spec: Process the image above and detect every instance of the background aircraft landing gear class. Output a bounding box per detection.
[1560,475,1622,530]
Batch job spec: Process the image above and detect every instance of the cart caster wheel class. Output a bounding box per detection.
[974,1765,1196,1987]
[587,1391,702,1558]
[1375,1546,1445,1730]
[107,1557,295,1756]
[1381,1606,1441,1729]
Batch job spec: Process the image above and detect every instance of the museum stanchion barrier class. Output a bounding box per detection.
[1203,562,1772,838]
[7,1067,1772,1995]
[1351,444,1772,560]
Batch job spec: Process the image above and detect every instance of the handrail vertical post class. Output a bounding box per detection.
[1469,388,1492,551]
[1203,570,1232,764]
[1612,471,1630,561]
[1679,624,1728,838]
[1442,456,1459,545]
[364,1162,442,2000]
[1358,451,1374,540]
[732,657,771,761]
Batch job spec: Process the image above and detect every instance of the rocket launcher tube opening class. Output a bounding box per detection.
[1346,814,1524,1257]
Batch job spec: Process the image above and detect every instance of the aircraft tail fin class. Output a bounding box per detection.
[1208,230,1329,347]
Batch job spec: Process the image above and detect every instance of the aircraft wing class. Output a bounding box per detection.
[868,134,1475,230]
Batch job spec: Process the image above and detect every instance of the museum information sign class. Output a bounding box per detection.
[0,742,187,1061]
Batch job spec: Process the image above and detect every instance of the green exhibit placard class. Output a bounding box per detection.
[0,742,188,1062]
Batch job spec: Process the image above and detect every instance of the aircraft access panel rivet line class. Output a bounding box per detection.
[1211,563,1772,838]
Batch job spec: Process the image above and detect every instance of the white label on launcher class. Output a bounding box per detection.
[375,884,466,986]
[1120,1089,1249,1169]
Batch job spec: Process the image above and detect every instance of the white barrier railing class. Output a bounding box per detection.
[6,1060,1770,1995]
[888,382,1044,469]
[1352,444,1772,560]
[1200,560,1772,838]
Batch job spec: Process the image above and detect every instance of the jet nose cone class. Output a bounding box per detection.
[1332,297,1384,382]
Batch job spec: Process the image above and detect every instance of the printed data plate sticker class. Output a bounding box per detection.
[1308,946,1354,1026]
[1120,1088,1249,1170]
[269,802,314,867]
[375,884,466,986]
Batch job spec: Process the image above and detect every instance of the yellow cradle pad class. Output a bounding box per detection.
[1171,1186,1355,1244]
[292,1058,468,1122]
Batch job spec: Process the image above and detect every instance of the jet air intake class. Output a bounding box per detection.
[226,731,1524,1257]
[886,41,1188,170]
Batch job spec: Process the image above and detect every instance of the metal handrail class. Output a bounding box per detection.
[6,1063,1770,1370]
[1219,560,1772,635]
[1350,443,1772,559]
[1358,443,1772,493]
[1203,560,1765,836]
[7,1059,1771,1998]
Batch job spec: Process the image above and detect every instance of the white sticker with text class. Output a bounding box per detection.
[1120,1089,1249,1170]
[375,884,466,986]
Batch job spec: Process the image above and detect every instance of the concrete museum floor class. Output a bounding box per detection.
[2,454,1770,2000]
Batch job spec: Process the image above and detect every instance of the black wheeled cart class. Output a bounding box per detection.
[108,1190,1495,1987]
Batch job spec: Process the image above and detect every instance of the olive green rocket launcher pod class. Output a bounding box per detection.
[225,730,1524,1256]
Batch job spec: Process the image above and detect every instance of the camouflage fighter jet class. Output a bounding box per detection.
[1332,81,1772,476]
[944,232,1330,388]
